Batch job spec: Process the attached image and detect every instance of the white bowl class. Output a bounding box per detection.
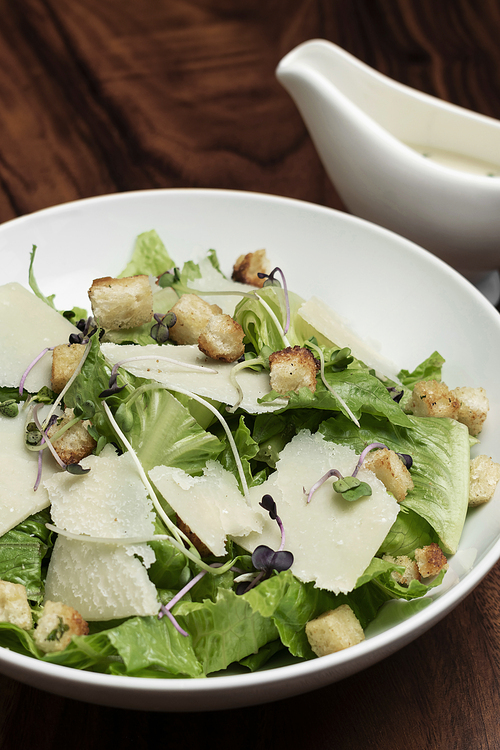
[1,188,500,711]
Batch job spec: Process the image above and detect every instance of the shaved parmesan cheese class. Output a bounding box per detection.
[44,536,159,620]
[149,460,262,557]
[43,448,156,538]
[188,257,255,315]
[0,283,77,392]
[101,342,286,414]
[298,296,399,379]
[0,412,58,535]
[43,447,158,620]
[232,431,399,594]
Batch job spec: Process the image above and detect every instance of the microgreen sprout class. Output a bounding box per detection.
[387,386,404,403]
[237,495,293,594]
[0,399,19,418]
[307,442,413,503]
[258,267,290,335]
[69,317,96,345]
[306,340,360,428]
[150,311,177,344]
[157,267,181,288]
[30,406,90,480]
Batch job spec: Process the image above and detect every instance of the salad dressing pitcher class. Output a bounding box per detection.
[276,40,500,285]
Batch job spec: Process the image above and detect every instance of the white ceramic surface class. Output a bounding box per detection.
[1,188,500,712]
[276,39,500,277]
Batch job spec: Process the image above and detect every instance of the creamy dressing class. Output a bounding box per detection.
[406,143,500,176]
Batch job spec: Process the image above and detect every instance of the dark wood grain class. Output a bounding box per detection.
[1,1,500,747]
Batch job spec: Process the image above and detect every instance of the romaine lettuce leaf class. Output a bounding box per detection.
[398,351,445,388]
[118,229,176,277]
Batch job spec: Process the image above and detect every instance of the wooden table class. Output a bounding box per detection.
[1,1,500,747]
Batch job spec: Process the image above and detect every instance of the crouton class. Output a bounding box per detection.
[46,408,96,465]
[176,516,212,557]
[363,448,414,502]
[414,543,448,578]
[451,386,489,436]
[268,346,318,395]
[51,343,86,394]
[305,605,365,656]
[469,455,500,506]
[198,314,245,363]
[409,380,460,419]
[33,600,89,653]
[0,580,32,630]
[88,275,153,331]
[382,554,421,586]
[232,249,270,287]
[168,294,222,345]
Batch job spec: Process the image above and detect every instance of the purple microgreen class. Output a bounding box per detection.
[31,406,65,470]
[260,493,277,520]
[306,468,343,503]
[157,267,181,288]
[160,607,189,637]
[19,347,54,396]
[0,399,19,418]
[259,494,287,549]
[68,317,96,345]
[65,463,91,476]
[352,442,389,477]
[34,445,43,491]
[397,452,413,469]
[236,571,266,595]
[237,495,294,595]
[258,267,290,334]
[150,312,176,344]
[158,563,228,637]
[251,545,294,573]
[387,386,404,403]
[351,441,413,475]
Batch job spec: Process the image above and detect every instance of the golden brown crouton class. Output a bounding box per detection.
[414,543,448,578]
[0,580,33,630]
[198,314,245,363]
[363,448,414,502]
[451,386,489,436]
[269,346,318,395]
[46,408,96,465]
[176,516,212,557]
[88,275,153,331]
[168,294,222,345]
[51,343,86,394]
[305,605,365,656]
[469,455,500,507]
[232,249,270,287]
[33,600,89,653]
[382,554,421,586]
[409,380,460,419]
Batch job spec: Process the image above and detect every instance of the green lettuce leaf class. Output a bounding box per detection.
[398,351,445,388]
[118,230,176,277]
[0,509,53,603]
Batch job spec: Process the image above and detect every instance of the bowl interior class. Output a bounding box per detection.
[1,188,500,710]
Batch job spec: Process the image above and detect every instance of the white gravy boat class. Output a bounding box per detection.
[276,39,500,281]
